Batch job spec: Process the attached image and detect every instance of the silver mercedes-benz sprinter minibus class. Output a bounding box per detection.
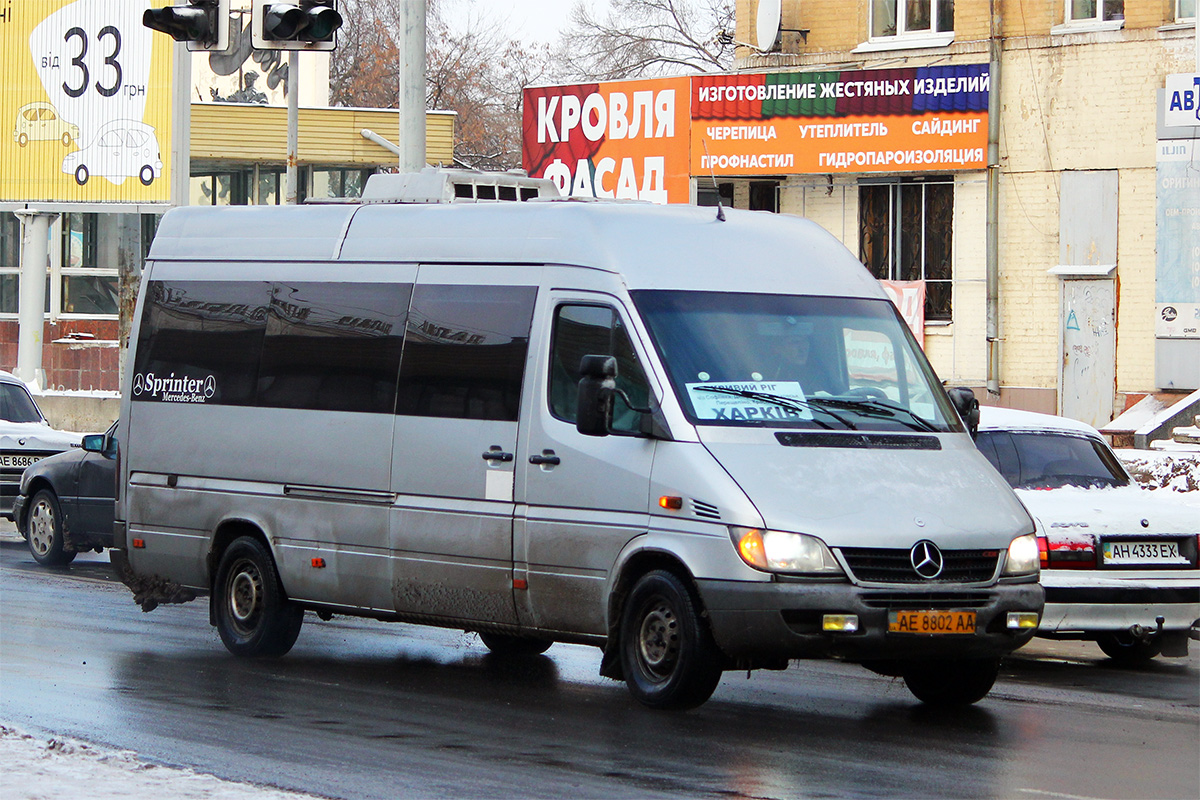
[114,171,1042,710]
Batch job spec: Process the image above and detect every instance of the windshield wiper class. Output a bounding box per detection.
[804,397,941,433]
[691,386,853,430]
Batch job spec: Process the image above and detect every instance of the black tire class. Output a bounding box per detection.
[479,632,553,656]
[1096,632,1162,666]
[902,658,1000,706]
[74,164,88,185]
[139,165,155,186]
[213,536,303,658]
[620,570,723,710]
[26,489,76,567]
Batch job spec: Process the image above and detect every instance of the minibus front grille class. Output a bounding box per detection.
[859,592,992,609]
[838,548,1000,584]
[691,499,721,520]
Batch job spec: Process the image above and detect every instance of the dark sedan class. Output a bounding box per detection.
[14,422,117,566]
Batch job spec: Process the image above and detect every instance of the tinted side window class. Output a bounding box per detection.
[133,281,268,405]
[549,304,650,434]
[974,431,1003,475]
[975,431,1021,487]
[257,282,410,414]
[396,285,536,421]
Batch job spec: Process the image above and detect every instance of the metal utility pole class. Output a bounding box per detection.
[286,50,300,203]
[398,0,426,172]
[14,212,53,388]
[985,0,1002,396]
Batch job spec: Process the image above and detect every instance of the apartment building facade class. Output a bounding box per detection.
[728,0,1199,424]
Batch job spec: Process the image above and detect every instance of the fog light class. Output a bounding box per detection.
[1007,612,1039,630]
[823,614,859,633]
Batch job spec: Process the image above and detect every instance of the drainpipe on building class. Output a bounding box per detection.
[985,0,1002,397]
[13,211,54,389]
[398,0,426,173]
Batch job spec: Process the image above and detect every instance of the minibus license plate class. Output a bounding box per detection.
[888,610,976,635]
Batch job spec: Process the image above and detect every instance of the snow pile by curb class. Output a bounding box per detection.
[0,725,327,800]
[1116,450,1200,494]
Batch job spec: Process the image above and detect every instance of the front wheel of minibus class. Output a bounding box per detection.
[620,570,723,710]
[214,536,304,658]
[902,657,1000,706]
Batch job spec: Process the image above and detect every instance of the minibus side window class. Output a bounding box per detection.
[549,304,650,434]
[257,282,410,414]
[395,284,536,421]
[132,280,268,406]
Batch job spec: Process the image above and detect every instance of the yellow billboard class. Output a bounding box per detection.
[1,0,175,203]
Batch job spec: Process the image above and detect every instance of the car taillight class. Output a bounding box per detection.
[1043,534,1097,569]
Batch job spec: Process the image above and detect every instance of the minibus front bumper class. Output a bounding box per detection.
[697,578,1044,662]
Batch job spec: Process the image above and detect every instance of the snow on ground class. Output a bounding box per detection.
[0,725,327,800]
[1116,449,1200,494]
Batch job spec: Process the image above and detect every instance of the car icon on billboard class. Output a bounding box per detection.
[62,119,163,187]
[13,101,80,148]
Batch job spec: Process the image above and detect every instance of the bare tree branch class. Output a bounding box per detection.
[330,0,553,170]
[555,0,734,81]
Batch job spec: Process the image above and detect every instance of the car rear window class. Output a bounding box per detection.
[976,430,1129,490]
[0,383,43,424]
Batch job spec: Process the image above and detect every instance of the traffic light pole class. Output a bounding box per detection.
[398,0,426,172]
[286,50,299,204]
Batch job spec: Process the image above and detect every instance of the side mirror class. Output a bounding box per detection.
[82,434,106,453]
[946,387,980,440]
[576,355,617,437]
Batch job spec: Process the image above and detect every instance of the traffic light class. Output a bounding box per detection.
[252,0,343,50]
[143,0,230,52]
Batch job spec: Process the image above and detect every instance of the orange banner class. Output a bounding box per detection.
[693,112,987,175]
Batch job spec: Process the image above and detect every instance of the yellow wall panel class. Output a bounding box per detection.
[190,105,456,166]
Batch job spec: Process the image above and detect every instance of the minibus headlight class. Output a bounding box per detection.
[729,527,843,575]
[1002,533,1040,576]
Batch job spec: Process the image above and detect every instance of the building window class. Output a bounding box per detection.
[190,172,251,206]
[1067,0,1124,23]
[311,168,373,200]
[60,213,118,316]
[859,180,954,322]
[1,214,19,315]
[1178,0,1196,20]
[871,0,954,38]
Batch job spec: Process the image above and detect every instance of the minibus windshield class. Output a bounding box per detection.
[632,291,962,433]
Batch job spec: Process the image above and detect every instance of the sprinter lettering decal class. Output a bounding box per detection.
[132,372,217,403]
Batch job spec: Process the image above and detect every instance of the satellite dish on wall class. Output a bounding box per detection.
[756,0,782,52]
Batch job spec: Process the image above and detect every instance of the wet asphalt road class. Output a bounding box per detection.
[1,538,1197,800]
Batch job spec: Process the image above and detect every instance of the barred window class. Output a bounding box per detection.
[859,179,954,322]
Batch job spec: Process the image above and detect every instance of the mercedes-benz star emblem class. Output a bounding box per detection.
[910,540,944,579]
